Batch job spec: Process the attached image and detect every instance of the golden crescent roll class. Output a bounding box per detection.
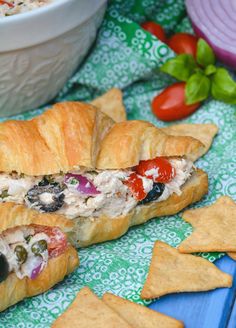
[97,120,205,168]
[0,102,204,175]
[0,98,214,248]
[0,203,79,312]
[0,102,114,175]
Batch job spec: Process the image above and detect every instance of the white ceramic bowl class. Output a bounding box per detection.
[0,0,107,117]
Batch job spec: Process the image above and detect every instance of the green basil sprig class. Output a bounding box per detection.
[186,72,210,104]
[211,68,236,104]
[196,39,215,67]
[160,37,236,105]
[161,54,196,82]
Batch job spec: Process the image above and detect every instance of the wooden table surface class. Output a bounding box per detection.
[149,255,236,328]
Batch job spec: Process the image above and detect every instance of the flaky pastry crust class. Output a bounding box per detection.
[0,102,114,175]
[97,120,205,169]
[0,102,204,175]
[0,202,74,234]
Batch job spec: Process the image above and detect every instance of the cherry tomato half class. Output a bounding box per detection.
[141,21,167,43]
[152,82,200,122]
[0,1,14,7]
[167,33,198,57]
[34,225,68,258]
[135,157,176,183]
[124,173,147,201]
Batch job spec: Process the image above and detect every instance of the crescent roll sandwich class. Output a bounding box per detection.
[0,100,211,247]
[0,202,79,312]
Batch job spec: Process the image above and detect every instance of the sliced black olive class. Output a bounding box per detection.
[31,240,47,255]
[138,183,165,205]
[14,245,28,264]
[0,253,9,283]
[25,181,65,213]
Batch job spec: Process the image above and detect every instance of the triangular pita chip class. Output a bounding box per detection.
[179,196,236,253]
[91,88,127,122]
[141,241,232,299]
[103,292,183,328]
[228,252,236,261]
[51,287,132,328]
[161,123,218,161]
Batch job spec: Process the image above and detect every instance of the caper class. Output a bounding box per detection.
[0,252,9,283]
[25,235,32,243]
[0,190,9,199]
[31,240,47,255]
[14,245,28,264]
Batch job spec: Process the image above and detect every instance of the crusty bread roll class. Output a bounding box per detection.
[0,203,79,312]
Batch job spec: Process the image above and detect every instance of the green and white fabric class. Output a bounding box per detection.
[0,0,235,326]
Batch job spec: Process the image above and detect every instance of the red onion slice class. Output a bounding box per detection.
[186,0,236,68]
[64,173,101,196]
[30,257,43,280]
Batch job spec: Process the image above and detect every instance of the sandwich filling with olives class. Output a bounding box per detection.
[0,225,68,283]
[0,157,193,219]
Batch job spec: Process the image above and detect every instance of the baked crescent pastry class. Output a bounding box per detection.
[0,202,79,312]
[0,99,213,247]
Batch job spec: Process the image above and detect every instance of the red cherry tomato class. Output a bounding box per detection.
[34,225,68,258]
[167,33,198,57]
[0,1,14,7]
[135,157,176,183]
[141,21,167,43]
[124,173,147,201]
[152,82,200,122]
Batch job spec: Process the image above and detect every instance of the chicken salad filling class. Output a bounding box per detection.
[0,157,193,219]
[0,0,52,17]
[0,224,68,282]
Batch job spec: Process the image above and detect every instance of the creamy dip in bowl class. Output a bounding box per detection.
[0,0,53,17]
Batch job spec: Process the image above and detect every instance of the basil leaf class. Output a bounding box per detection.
[211,68,236,104]
[185,72,211,105]
[197,39,215,67]
[205,64,217,76]
[160,54,197,81]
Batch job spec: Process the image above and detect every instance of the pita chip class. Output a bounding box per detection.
[141,241,232,299]
[103,292,184,328]
[91,88,127,122]
[161,123,218,161]
[51,287,132,328]
[228,252,236,261]
[179,196,236,253]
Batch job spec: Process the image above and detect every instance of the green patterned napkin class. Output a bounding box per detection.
[0,0,235,327]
